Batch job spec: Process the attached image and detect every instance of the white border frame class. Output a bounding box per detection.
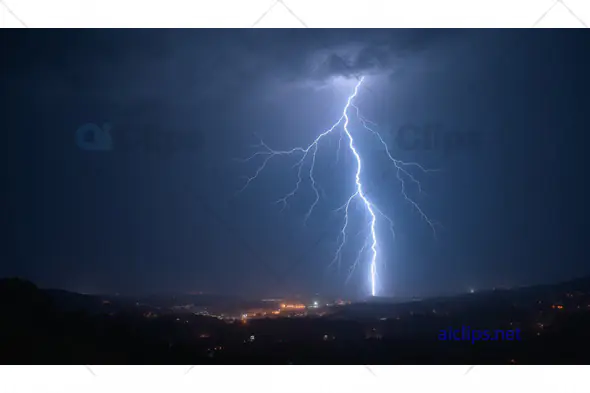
[1,0,589,391]
[1,0,589,28]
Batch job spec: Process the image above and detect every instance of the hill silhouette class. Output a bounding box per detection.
[1,276,590,364]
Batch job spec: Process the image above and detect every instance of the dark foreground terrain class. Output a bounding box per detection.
[1,277,590,364]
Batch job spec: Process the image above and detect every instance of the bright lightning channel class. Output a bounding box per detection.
[238,76,437,297]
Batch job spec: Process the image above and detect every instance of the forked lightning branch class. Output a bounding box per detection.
[238,77,437,297]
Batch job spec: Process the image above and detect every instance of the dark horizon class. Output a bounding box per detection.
[2,29,589,299]
[7,270,590,302]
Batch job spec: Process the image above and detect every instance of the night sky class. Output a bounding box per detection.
[2,29,589,299]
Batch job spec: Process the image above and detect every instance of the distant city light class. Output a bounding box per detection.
[282,304,306,309]
[469,288,475,294]
[313,301,318,307]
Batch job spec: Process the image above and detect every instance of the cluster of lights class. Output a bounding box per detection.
[280,304,306,309]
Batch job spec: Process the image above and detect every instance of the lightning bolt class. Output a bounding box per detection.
[238,76,437,297]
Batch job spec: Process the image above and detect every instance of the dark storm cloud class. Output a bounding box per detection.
[3,29,448,108]
[304,30,446,81]
[222,29,448,85]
